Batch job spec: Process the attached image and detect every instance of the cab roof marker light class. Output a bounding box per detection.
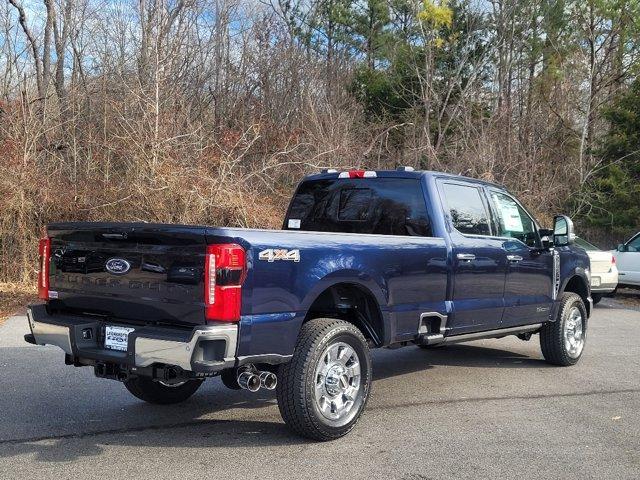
[338,170,377,179]
[321,168,338,173]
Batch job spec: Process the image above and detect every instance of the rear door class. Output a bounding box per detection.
[486,190,554,327]
[438,181,507,334]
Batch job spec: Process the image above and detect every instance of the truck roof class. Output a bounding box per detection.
[303,168,506,189]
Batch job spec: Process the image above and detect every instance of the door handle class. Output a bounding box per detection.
[506,254,523,262]
[457,253,476,262]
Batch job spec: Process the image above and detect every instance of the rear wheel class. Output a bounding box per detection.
[540,292,587,366]
[124,377,203,404]
[277,318,372,441]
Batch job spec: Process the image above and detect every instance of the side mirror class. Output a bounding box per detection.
[538,228,554,249]
[553,215,575,247]
[617,244,627,252]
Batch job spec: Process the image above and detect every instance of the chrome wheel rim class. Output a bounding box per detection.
[313,342,363,426]
[564,307,585,359]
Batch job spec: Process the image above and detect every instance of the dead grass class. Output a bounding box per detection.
[0,283,37,324]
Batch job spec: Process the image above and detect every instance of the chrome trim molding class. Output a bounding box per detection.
[28,309,73,355]
[442,324,542,345]
[552,249,561,300]
[135,324,238,371]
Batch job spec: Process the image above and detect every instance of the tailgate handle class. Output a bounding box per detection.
[101,233,128,240]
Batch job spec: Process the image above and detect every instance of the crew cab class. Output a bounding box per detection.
[25,168,592,440]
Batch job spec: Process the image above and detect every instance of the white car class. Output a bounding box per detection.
[575,237,618,304]
[613,232,640,288]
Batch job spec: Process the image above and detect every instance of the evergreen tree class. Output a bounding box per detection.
[584,78,640,234]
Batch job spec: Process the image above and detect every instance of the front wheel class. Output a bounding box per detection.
[540,292,587,366]
[124,377,203,404]
[277,318,372,441]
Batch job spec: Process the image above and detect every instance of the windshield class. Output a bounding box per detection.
[575,236,599,251]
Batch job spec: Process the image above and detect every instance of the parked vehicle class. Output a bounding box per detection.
[574,237,618,304]
[25,168,592,440]
[613,232,640,288]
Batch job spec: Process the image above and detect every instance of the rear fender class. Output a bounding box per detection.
[299,270,390,343]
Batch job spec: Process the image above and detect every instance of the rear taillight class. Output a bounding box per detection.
[204,244,247,322]
[38,237,51,300]
[612,255,616,265]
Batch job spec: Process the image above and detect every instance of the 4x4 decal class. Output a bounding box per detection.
[258,249,300,262]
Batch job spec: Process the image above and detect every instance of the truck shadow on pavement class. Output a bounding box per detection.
[373,343,549,381]
[0,418,299,463]
[0,392,298,463]
[0,343,549,462]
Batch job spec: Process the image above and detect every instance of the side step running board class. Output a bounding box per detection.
[416,312,542,346]
[441,324,542,345]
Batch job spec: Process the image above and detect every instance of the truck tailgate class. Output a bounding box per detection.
[47,222,208,327]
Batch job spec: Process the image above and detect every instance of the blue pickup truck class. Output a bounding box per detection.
[26,168,591,440]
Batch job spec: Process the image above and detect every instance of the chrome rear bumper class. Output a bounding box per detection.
[27,304,237,374]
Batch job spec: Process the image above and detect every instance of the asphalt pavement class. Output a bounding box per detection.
[1,304,639,479]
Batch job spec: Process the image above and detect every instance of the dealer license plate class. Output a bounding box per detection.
[591,277,601,287]
[104,325,135,352]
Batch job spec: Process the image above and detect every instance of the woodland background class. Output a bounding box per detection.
[1,0,640,284]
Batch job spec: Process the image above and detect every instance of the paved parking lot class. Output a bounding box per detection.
[1,304,639,479]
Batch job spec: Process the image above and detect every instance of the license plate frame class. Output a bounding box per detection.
[104,325,135,352]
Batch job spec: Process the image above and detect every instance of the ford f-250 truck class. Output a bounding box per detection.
[25,168,592,440]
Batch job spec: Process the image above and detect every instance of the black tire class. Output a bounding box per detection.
[124,377,203,404]
[220,368,241,390]
[276,318,372,441]
[592,293,602,305]
[540,292,587,366]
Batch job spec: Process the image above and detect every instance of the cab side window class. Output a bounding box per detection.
[442,183,491,235]
[627,235,640,252]
[490,192,538,248]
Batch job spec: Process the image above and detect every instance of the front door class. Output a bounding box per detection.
[616,234,640,286]
[439,181,507,335]
[487,189,554,327]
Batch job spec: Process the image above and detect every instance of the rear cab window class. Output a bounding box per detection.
[285,177,433,237]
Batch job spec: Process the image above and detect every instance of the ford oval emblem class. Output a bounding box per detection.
[105,258,131,275]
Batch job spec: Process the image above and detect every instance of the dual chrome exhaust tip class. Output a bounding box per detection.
[237,370,277,392]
